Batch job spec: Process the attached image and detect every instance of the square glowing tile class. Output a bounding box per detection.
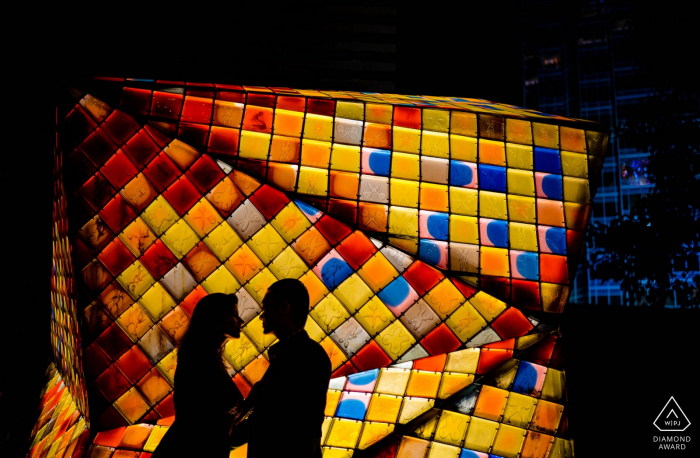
[331,144,361,173]
[390,179,419,208]
[400,299,439,338]
[405,370,441,398]
[491,423,527,458]
[478,191,507,220]
[160,219,199,260]
[159,263,197,301]
[293,227,332,267]
[330,317,371,357]
[529,400,564,435]
[463,416,499,453]
[473,385,509,422]
[434,410,470,446]
[507,195,536,224]
[376,320,416,360]
[227,200,267,241]
[183,198,223,238]
[203,222,243,262]
[355,297,395,337]
[201,264,240,295]
[445,302,487,343]
[450,187,478,216]
[310,294,351,334]
[117,261,156,301]
[141,196,178,237]
[437,373,474,399]
[119,217,157,257]
[357,422,394,449]
[138,282,176,322]
[393,126,421,154]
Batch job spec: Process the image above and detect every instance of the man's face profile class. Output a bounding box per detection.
[261,288,283,335]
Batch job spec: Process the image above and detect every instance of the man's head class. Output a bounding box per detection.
[261,278,310,337]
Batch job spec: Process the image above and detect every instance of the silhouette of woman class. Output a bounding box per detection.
[152,293,244,457]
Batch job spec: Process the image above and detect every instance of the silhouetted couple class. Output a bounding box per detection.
[152,279,332,458]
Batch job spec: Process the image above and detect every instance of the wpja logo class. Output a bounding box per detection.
[653,396,691,451]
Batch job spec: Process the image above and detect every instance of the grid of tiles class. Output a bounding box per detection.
[53,130,89,422]
[318,333,553,454]
[104,81,610,312]
[328,333,571,458]
[28,365,91,458]
[61,99,542,429]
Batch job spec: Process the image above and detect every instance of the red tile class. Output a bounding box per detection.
[64,105,97,144]
[97,405,129,430]
[116,346,153,384]
[306,98,335,117]
[521,335,558,366]
[331,361,358,379]
[511,280,541,311]
[103,110,141,145]
[327,199,357,227]
[181,243,221,282]
[98,239,136,277]
[540,254,569,284]
[100,195,138,234]
[80,128,118,167]
[140,240,178,280]
[403,261,443,296]
[490,308,533,339]
[122,129,160,169]
[79,172,116,211]
[315,214,353,246]
[247,93,275,108]
[185,155,225,194]
[276,96,306,112]
[101,151,139,190]
[84,344,111,377]
[336,231,377,269]
[119,87,152,116]
[233,373,252,399]
[484,339,515,350]
[207,126,240,156]
[95,365,131,402]
[567,229,584,257]
[476,349,513,374]
[351,340,392,372]
[451,278,477,299]
[154,393,175,418]
[180,285,208,317]
[144,124,171,148]
[248,184,289,220]
[412,354,447,372]
[242,106,273,133]
[421,324,461,355]
[162,176,201,216]
[177,122,209,150]
[481,277,511,303]
[150,91,183,120]
[181,96,213,124]
[142,152,181,192]
[393,106,421,129]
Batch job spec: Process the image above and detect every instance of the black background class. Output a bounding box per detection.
[6,1,697,457]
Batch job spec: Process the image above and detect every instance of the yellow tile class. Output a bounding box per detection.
[114,388,150,425]
[119,217,157,257]
[451,111,478,137]
[509,222,538,252]
[310,294,350,334]
[507,195,536,224]
[450,187,478,216]
[541,369,566,403]
[271,202,312,243]
[164,139,198,170]
[424,279,466,319]
[505,143,533,170]
[560,126,586,153]
[242,314,277,351]
[375,368,411,395]
[305,315,326,343]
[507,169,535,197]
[143,425,169,452]
[532,122,559,149]
[203,222,243,262]
[161,219,199,260]
[468,291,507,322]
[479,191,507,219]
[138,282,176,321]
[549,438,574,458]
[541,283,569,313]
[428,442,461,458]
[463,416,499,452]
[392,152,420,180]
[334,273,373,313]
[325,390,342,417]
[366,394,403,423]
[243,268,277,304]
[356,297,395,337]
[388,206,418,237]
[117,261,155,300]
[450,215,479,244]
[435,410,470,446]
[201,265,241,295]
[560,151,588,178]
[225,244,264,284]
[268,246,308,280]
[445,301,487,342]
[423,108,450,133]
[405,370,441,398]
[399,398,435,424]
[502,392,537,428]
[505,119,532,145]
[247,224,286,264]
[376,320,416,360]
[116,303,154,341]
[358,422,394,450]
[320,336,348,371]
[491,424,527,458]
[304,113,334,142]
[300,270,330,308]
[336,101,364,121]
[331,144,361,173]
[390,179,419,208]
[142,196,178,236]
[422,131,450,158]
[239,130,271,160]
[223,333,258,371]
[562,176,590,203]
[298,166,329,196]
[445,348,480,373]
[414,415,438,440]
[438,373,475,399]
[393,126,421,154]
[450,134,478,162]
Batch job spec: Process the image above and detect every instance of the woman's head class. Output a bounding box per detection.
[178,293,242,362]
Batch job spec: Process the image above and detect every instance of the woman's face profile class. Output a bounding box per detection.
[223,303,243,339]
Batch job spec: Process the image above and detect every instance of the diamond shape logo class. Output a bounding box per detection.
[653,396,691,432]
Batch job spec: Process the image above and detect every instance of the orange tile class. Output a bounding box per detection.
[473,385,509,422]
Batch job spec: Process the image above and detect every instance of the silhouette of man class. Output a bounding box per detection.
[236,278,331,458]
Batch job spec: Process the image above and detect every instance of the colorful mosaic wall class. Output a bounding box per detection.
[104,80,609,310]
[60,99,550,429]
[53,117,89,420]
[28,364,91,458]
[47,81,608,458]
